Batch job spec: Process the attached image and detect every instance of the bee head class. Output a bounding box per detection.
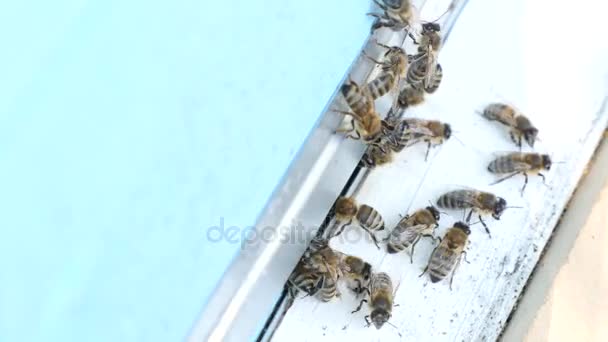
[542,154,552,170]
[443,123,452,140]
[422,22,441,33]
[370,308,391,329]
[524,127,539,147]
[453,221,471,235]
[493,197,507,220]
[362,262,373,282]
[426,206,441,221]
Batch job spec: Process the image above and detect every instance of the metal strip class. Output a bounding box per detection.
[187,1,467,341]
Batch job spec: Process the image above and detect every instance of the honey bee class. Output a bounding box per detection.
[397,85,425,109]
[420,221,471,289]
[386,206,441,262]
[488,152,552,194]
[364,44,408,101]
[340,255,373,295]
[333,196,384,249]
[288,262,324,298]
[436,189,507,238]
[388,118,452,160]
[481,103,539,148]
[352,272,400,333]
[406,57,443,93]
[369,0,415,33]
[361,142,394,168]
[316,272,341,302]
[335,79,386,144]
[300,243,344,302]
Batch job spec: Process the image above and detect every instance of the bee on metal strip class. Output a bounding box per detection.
[420,221,471,289]
[364,43,408,101]
[369,0,415,35]
[386,206,441,263]
[488,152,552,195]
[481,103,539,148]
[333,197,385,249]
[436,188,508,238]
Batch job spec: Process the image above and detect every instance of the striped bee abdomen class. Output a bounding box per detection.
[437,190,473,209]
[423,63,442,94]
[357,205,385,231]
[366,72,396,100]
[428,248,457,283]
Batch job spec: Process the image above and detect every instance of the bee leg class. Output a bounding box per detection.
[478,215,492,238]
[364,315,372,327]
[408,31,419,45]
[538,173,548,187]
[333,219,353,238]
[461,251,471,264]
[424,141,432,161]
[372,0,388,11]
[465,209,474,223]
[362,51,384,65]
[352,299,368,314]
[409,236,422,264]
[520,173,529,196]
[361,227,381,249]
[449,255,464,291]
[490,171,521,185]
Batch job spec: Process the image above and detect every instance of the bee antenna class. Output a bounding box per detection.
[386,321,403,337]
[506,206,524,209]
[553,161,567,164]
[425,1,456,24]
[373,39,391,50]
[451,134,466,148]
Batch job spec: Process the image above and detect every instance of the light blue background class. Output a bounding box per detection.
[0,1,371,340]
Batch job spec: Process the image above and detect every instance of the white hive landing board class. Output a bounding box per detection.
[272,0,608,341]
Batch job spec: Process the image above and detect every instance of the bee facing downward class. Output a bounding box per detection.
[340,255,373,295]
[386,206,441,263]
[436,188,507,238]
[352,272,400,334]
[488,152,552,195]
[481,103,539,148]
[420,221,471,289]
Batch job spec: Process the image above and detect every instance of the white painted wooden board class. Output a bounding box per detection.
[273,0,608,341]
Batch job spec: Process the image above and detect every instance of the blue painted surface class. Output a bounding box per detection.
[0,1,371,341]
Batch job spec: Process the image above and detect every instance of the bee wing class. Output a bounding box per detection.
[424,50,437,86]
[430,243,459,273]
[402,118,435,136]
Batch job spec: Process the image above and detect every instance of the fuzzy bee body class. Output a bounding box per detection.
[361,142,394,168]
[332,197,384,248]
[387,118,451,160]
[338,80,385,143]
[436,189,507,237]
[482,103,538,147]
[370,0,414,32]
[288,263,324,297]
[357,204,385,232]
[353,272,396,330]
[316,273,340,302]
[340,255,373,294]
[424,222,470,288]
[365,45,408,101]
[397,85,425,109]
[488,152,552,194]
[387,206,440,261]
[406,55,427,85]
[423,63,442,93]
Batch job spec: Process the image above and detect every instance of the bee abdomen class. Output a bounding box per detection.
[428,250,455,283]
[424,63,442,94]
[366,72,396,100]
[357,205,385,231]
[488,156,516,173]
[406,57,426,85]
[290,271,322,296]
[371,272,393,293]
[437,192,468,209]
[482,103,515,122]
[316,275,338,302]
[398,85,425,109]
[386,242,405,254]
[341,82,371,115]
